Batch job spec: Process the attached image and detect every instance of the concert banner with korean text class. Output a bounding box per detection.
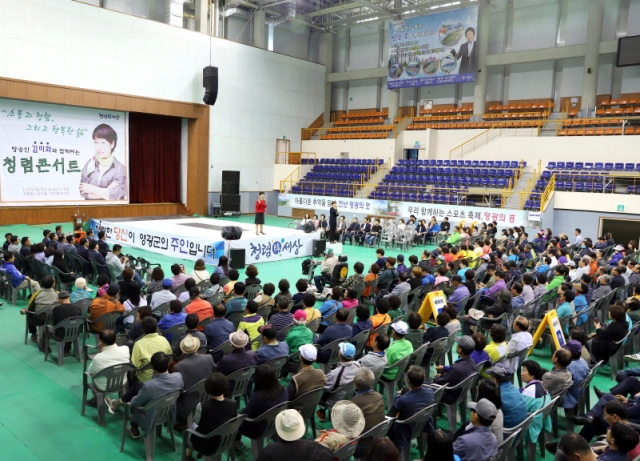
[388,5,478,89]
[0,98,129,205]
[278,193,530,228]
[90,219,226,264]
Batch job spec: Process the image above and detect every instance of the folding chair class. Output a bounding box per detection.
[161,323,188,351]
[81,362,134,426]
[318,338,345,374]
[503,411,536,461]
[351,329,371,359]
[442,372,478,432]
[226,366,255,404]
[181,414,246,461]
[565,360,603,431]
[245,284,262,302]
[210,340,234,358]
[242,401,289,458]
[288,387,324,438]
[381,354,412,406]
[395,403,438,461]
[422,336,448,380]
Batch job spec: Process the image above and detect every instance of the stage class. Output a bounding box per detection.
[89,217,322,265]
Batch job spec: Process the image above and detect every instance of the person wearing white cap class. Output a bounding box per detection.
[453,398,498,461]
[316,401,365,451]
[287,344,326,401]
[380,321,413,382]
[255,409,333,461]
[608,245,626,268]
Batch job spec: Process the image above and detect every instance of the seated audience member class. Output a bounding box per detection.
[567,397,640,447]
[274,279,292,306]
[367,298,392,348]
[341,288,359,310]
[557,428,637,461]
[88,241,107,266]
[317,343,361,421]
[216,331,257,376]
[145,267,165,298]
[121,281,147,329]
[185,373,239,460]
[283,310,313,375]
[88,284,125,333]
[315,308,352,363]
[201,273,223,299]
[507,317,533,358]
[85,329,129,407]
[381,321,414,382]
[452,399,499,461]
[6,234,19,253]
[303,293,322,323]
[291,279,309,307]
[189,259,210,284]
[222,269,240,301]
[174,334,215,428]
[76,238,90,261]
[287,344,327,401]
[170,263,189,289]
[343,262,365,289]
[106,244,143,285]
[519,360,552,442]
[445,275,470,312]
[470,332,491,365]
[150,278,177,309]
[51,250,76,284]
[237,365,288,445]
[256,324,289,365]
[50,290,82,353]
[117,268,135,303]
[157,299,187,337]
[131,316,173,382]
[225,282,248,316]
[96,231,109,257]
[316,401,365,451]
[318,287,344,331]
[178,278,197,303]
[486,364,528,428]
[591,304,629,363]
[388,366,435,452]
[238,300,265,350]
[351,367,386,457]
[542,349,574,399]
[433,336,477,404]
[105,352,183,439]
[404,312,423,349]
[270,297,294,340]
[421,313,450,364]
[2,252,41,293]
[484,324,508,365]
[442,305,461,334]
[313,248,338,293]
[215,256,230,279]
[183,313,206,346]
[255,409,334,461]
[359,333,389,372]
[256,282,276,310]
[184,287,214,330]
[20,236,32,256]
[561,340,589,411]
[127,307,153,342]
[362,264,381,297]
[352,304,373,337]
[204,303,236,353]
[377,257,399,289]
[475,379,504,443]
[243,264,261,287]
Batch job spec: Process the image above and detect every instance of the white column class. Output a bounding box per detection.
[194,0,208,33]
[320,33,334,123]
[253,9,266,49]
[473,1,491,115]
[581,0,604,110]
[388,88,399,122]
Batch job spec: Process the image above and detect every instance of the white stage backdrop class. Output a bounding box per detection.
[90,219,320,265]
[279,193,532,227]
[0,98,128,205]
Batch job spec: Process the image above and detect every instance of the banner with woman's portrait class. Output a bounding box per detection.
[0,98,129,205]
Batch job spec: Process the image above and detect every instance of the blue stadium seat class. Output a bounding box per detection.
[604,163,613,171]
[565,162,574,169]
[547,162,556,169]
[614,163,624,171]
[556,162,565,169]
[471,161,479,167]
[594,162,603,170]
[625,163,634,171]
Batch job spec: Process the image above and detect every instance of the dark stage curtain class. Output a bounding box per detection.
[129,112,181,203]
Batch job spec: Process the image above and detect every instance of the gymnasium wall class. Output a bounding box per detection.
[1,0,325,196]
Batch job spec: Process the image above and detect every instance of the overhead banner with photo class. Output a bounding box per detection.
[0,98,129,205]
[388,5,479,89]
[278,193,534,228]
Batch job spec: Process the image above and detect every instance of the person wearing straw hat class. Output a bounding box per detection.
[216,330,257,376]
[174,334,215,429]
[316,401,366,451]
[255,409,333,461]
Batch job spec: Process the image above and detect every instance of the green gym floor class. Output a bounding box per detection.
[0,215,620,461]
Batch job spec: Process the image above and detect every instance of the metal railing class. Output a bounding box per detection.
[279,167,300,193]
[553,115,640,135]
[302,125,394,140]
[539,174,556,211]
[448,121,546,159]
[274,152,316,165]
[280,180,365,196]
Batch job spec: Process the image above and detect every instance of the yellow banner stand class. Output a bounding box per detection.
[418,290,446,324]
[529,309,566,353]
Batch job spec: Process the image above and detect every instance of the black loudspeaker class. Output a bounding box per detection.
[312,239,326,257]
[221,171,240,195]
[220,194,241,212]
[302,222,315,233]
[203,66,218,106]
[221,226,243,240]
[229,248,245,269]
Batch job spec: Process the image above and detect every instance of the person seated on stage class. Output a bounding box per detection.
[354,218,372,246]
[342,217,360,245]
[226,282,248,317]
[318,214,329,238]
[313,248,338,294]
[177,278,197,303]
[334,215,347,242]
[150,278,177,309]
[170,263,189,289]
[364,219,382,247]
[185,287,214,330]
[223,269,240,302]
[244,264,261,288]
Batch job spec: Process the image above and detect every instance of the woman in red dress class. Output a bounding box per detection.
[255,191,267,235]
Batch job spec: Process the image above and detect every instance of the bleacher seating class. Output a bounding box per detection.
[407,120,543,130]
[291,158,384,197]
[596,96,640,117]
[367,159,525,207]
[558,118,638,136]
[320,125,393,140]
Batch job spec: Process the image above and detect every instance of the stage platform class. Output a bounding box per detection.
[90,217,322,265]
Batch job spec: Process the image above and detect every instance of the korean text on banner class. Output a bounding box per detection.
[0,98,129,206]
[387,6,479,89]
[229,232,321,264]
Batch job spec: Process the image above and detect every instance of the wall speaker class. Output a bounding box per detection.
[221,226,243,240]
[312,239,326,257]
[220,194,241,212]
[302,222,315,233]
[203,66,218,106]
[229,248,245,269]
[221,170,240,195]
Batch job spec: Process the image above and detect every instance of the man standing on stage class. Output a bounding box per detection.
[328,201,339,243]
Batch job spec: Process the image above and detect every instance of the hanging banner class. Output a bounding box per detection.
[278,193,530,227]
[388,6,479,89]
[90,219,225,264]
[0,98,129,205]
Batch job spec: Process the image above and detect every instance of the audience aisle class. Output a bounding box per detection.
[0,215,617,461]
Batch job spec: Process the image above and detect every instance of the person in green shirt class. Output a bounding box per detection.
[544,266,566,302]
[381,321,414,381]
[131,316,173,382]
[446,226,461,246]
[285,310,314,364]
[387,295,404,321]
